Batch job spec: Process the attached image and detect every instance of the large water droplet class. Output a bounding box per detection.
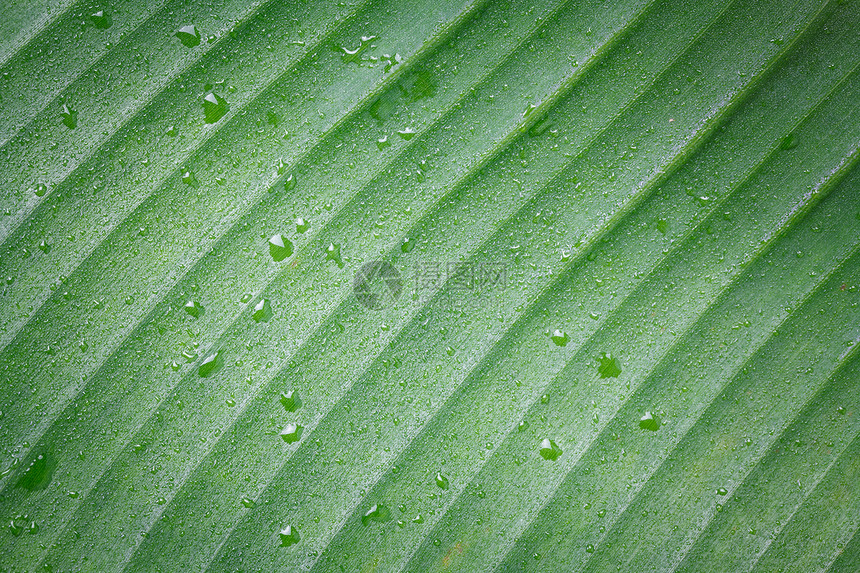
[279,390,301,412]
[175,25,201,48]
[539,438,562,461]
[279,525,300,547]
[325,243,344,268]
[198,351,222,377]
[61,104,78,129]
[361,503,391,525]
[184,300,203,318]
[551,329,569,347]
[597,353,621,378]
[90,10,112,29]
[252,298,273,322]
[638,411,661,431]
[203,92,229,124]
[280,423,302,443]
[269,234,293,262]
[16,452,55,491]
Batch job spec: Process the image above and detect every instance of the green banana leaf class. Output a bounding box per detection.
[0,0,858,571]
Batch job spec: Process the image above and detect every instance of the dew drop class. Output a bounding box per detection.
[184,300,203,318]
[296,217,309,233]
[401,237,414,253]
[198,351,222,378]
[435,473,449,490]
[397,128,416,140]
[717,487,728,496]
[34,183,48,197]
[279,390,301,412]
[60,104,77,129]
[90,10,112,29]
[202,92,229,124]
[280,423,302,444]
[638,411,661,431]
[585,544,595,553]
[241,496,256,509]
[539,438,562,461]
[269,234,293,262]
[551,329,569,347]
[362,503,391,525]
[252,298,273,323]
[597,353,621,378]
[325,243,344,268]
[175,25,201,48]
[284,174,296,192]
[377,135,391,150]
[279,525,300,547]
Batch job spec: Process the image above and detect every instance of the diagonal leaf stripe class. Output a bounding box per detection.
[0,0,857,571]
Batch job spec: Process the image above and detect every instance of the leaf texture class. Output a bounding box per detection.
[0,0,857,571]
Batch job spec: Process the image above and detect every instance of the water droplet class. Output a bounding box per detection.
[284,174,296,192]
[539,438,562,461]
[837,406,846,415]
[598,353,621,378]
[551,329,569,347]
[202,92,229,124]
[717,487,728,496]
[156,497,167,505]
[325,243,344,268]
[181,170,198,187]
[279,525,300,547]
[638,411,661,431]
[252,298,273,323]
[540,394,550,405]
[361,503,391,525]
[34,183,48,197]
[597,509,606,518]
[16,453,55,491]
[37,240,50,254]
[279,390,301,412]
[585,544,595,553]
[779,133,799,150]
[412,514,424,523]
[341,35,377,64]
[296,217,309,233]
[518,420,529,432]
[401,237,414,253]
[61,104,78,129]
[184,300,203,318]
[226,398,236,407]
[198,351,222,378]
[269,234,293,262]
[435,473,449,490]
[241,496,256,508]
[377,135,391,150]
[280,423,302,443]
[68,490,80,498]
[396,128,416,140]
[175,25,201,48]
[90,10,112,29]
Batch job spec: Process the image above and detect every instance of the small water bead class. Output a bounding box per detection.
[717,487,728,496]
[34,183,48,197]
[837,406,846,415]
[279,525,300,547]
[202,92,229,124]
[61,104,77,129]
[226,398,236,407]
[175,25,201,48]
[377,135,391,150]
[435,473,449,490]
[269,234,293,262]
[241,497,256,509]
[181,170,198,187]
[401,237,414,253]
[585,544,595,553]
[296,217,309,233]
[280,423,302,443]
[252,298,273,322]
[38,240,50,254]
